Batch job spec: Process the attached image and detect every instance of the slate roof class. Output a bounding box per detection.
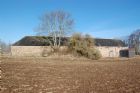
[94,38,126,46]
[13,36,126,47]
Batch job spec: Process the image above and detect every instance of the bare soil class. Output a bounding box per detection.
[1,56,140,93]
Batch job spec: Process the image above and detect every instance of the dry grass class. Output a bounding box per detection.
[1,56,140,93]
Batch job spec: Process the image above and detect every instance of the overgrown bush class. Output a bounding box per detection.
[69,33,101,60]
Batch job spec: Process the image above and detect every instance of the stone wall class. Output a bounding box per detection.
[96,46,128,57]
[11,46,128,57]
[11,46,49,57]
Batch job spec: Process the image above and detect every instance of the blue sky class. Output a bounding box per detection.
[0,0,140,43]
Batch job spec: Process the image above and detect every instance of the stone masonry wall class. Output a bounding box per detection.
[96,46,128,57]
[11,46,47,57]
[11,46,128,57]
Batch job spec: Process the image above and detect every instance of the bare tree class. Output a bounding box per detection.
[129,29,140,55]
[0,40,11,54]
[36,10,74,47]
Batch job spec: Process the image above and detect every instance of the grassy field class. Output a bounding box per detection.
[1,56,140,93]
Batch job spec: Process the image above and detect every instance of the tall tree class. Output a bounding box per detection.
[129,29,140,54]
[36,10,74,47]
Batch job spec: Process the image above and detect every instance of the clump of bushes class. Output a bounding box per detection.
[69,33,101,60]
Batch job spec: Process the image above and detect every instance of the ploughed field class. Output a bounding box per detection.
[1,57,140,93]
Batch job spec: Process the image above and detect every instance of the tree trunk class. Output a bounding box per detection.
[54,34,57,46]
[58,36,61,47]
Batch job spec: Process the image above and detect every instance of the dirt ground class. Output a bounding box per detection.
[0,56,140,93]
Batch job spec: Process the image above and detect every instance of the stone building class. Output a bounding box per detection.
[11,36,128,57]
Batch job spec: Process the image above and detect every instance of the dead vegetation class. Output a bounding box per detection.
[69,33,101,60]
[1,56,140,93]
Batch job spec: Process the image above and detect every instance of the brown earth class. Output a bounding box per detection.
[0,56,140,93]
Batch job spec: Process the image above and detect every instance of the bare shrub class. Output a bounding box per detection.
[42,46,69,57]
[87,48,101,60]
[69,33,101,60]
[42,46,54,57]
